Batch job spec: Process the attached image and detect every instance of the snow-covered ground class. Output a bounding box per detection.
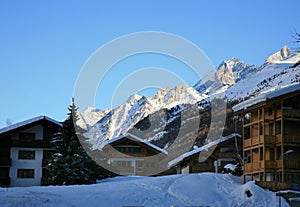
[0,173,290,207]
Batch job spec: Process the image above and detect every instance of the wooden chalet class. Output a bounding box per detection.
[102,133,168,176]
[233,83,300,191]
[0,116,61,187]
[168,133,242,174]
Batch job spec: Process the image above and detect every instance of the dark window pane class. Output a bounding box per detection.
[18,150,35,160]
[17,169,34,178]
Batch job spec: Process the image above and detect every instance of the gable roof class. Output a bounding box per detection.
[168,133,241,167]
[105,133,168,155]
[0,116,62,135]
[233,83,300,112]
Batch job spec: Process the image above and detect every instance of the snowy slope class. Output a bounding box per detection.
[225,50,300,101]
[0,173,289,207]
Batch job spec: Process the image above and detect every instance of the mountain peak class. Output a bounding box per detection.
[215,57,248,86]
[126,93,143,103]
[265,45,291,63]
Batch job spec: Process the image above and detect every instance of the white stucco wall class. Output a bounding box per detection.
[181,165,190,174]
[10,147,44,187]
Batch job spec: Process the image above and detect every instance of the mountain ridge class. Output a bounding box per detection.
[77,46,300,151]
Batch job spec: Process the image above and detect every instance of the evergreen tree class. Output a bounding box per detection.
[45,101,114,185]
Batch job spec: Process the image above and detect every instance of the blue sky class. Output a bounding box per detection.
[0,0,299,128]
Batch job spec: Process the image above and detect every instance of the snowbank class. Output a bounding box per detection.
[0,173,289,207]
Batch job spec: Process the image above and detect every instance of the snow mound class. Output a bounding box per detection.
[0,173,289,207]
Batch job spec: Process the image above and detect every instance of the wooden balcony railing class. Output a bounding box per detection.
[284,135,300,144]
[244,135,275,148]
[252,137,260,145]
[264,135,275,145]
[276,109,282,118]
[276,135,282,144]
[284,160,300,169]
[253,162,260,170]
[283,109,300,119]
[261,160,277,169]
[244,139,251,148]
[244,163,252,172]
[256,181,291,191]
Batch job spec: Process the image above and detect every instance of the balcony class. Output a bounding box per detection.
[243,137,261,148]
[244,139,251,148]
[261,160,277,169]
[244,136,275,148]
[256,181,291,191]
[283,135,300,145]
[244,163,252,172]
[244,161,277,172]
[264,135,275,145]
[275,135,300,145]
[283,109,300,120]
[284,160,300,169]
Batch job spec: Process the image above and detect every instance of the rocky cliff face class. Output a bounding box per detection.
[265,45,291,63]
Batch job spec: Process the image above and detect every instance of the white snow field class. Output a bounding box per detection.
[0,173,290,207]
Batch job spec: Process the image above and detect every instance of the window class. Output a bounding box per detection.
[259,124,263,136]
[19,132,35,142]
[244,114,250,124]
[244,151,251,163]
[268,108,273,116]
[269,123,274,135]
[276,121,281,135]
[18,150,35,160]
[244,126,250,139]
[115,146,142,153]
[17,169,34,178]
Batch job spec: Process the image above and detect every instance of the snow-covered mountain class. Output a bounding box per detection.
[195,46,300,101]
[194,57,258,95]
[83,85,206,149]
[77,107,110,130]
[78,46,300,151]
[264,45,290,63]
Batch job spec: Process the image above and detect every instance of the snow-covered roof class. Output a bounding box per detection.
[106,133,168,155]
[233,83,300,112]
[168,133,241,167]
[0,116,62,135]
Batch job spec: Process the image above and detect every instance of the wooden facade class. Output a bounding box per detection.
[103,133,167,176]
[0,116,61,187]
[234,86,300,191]
[169,134,242,174]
